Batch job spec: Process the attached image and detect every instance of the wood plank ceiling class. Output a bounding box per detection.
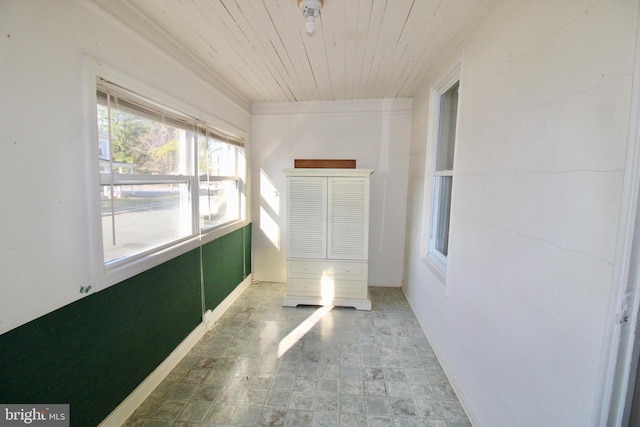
[122,0,491,103]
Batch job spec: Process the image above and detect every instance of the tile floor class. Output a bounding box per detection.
[124,282,471,427]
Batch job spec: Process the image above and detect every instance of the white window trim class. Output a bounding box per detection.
[420,68,461,283]
[428,175,451,269]
[84,58,249,290]
[197,139,246,234]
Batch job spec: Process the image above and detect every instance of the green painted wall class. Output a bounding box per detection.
[0,224,251,426]
[202,225,251,310]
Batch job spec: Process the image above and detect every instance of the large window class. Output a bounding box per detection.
[428,79,459,272]
[97,79,245,266]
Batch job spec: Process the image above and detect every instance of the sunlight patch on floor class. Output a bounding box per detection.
[277,305,334,358]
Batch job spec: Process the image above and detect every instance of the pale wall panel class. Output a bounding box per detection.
[461,1,636,135]
[0,0,250,334]
[402,0,639,425]
[251,100,412,287]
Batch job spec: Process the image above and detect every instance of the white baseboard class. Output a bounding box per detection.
[100,274,253,427]
[401,285,485,427]
[202,275,254,328]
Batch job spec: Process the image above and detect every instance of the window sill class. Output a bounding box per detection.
[101,219,249,289]
[200,219,249,245]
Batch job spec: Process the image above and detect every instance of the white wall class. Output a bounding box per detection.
[251,100,412,286]
[403,1,639,426]
[0,0,251,335]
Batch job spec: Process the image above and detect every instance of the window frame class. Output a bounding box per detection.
[422,70,460,279]
[97,89,199,268]
[197,133,245,232]
[86,61,248,289]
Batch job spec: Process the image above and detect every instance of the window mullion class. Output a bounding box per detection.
[101,173,191,185]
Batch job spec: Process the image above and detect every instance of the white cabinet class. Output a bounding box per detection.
[283,168,373,310]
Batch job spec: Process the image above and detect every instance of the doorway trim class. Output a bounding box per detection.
[599,6,640,425]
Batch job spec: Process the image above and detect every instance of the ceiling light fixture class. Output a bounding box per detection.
[298,0,323,34]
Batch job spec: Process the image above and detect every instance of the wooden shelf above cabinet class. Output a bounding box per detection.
[294,159,356,169]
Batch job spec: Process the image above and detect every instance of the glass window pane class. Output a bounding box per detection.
[436,82,459,171]
[433,176,453,256]
[199,179,239,229]
[101,183,192,263]
[198,136,237,177]
[97,104,191,176]
[198,133,243,231]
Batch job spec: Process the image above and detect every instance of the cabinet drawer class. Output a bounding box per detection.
[288,259,367,280]
[287,278,368,299]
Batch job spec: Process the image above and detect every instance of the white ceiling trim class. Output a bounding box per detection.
[251,98,414,116]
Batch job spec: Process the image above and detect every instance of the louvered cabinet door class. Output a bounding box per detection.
[287,177,327,259]
[327,177,369,260]
[283,168,373,310]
